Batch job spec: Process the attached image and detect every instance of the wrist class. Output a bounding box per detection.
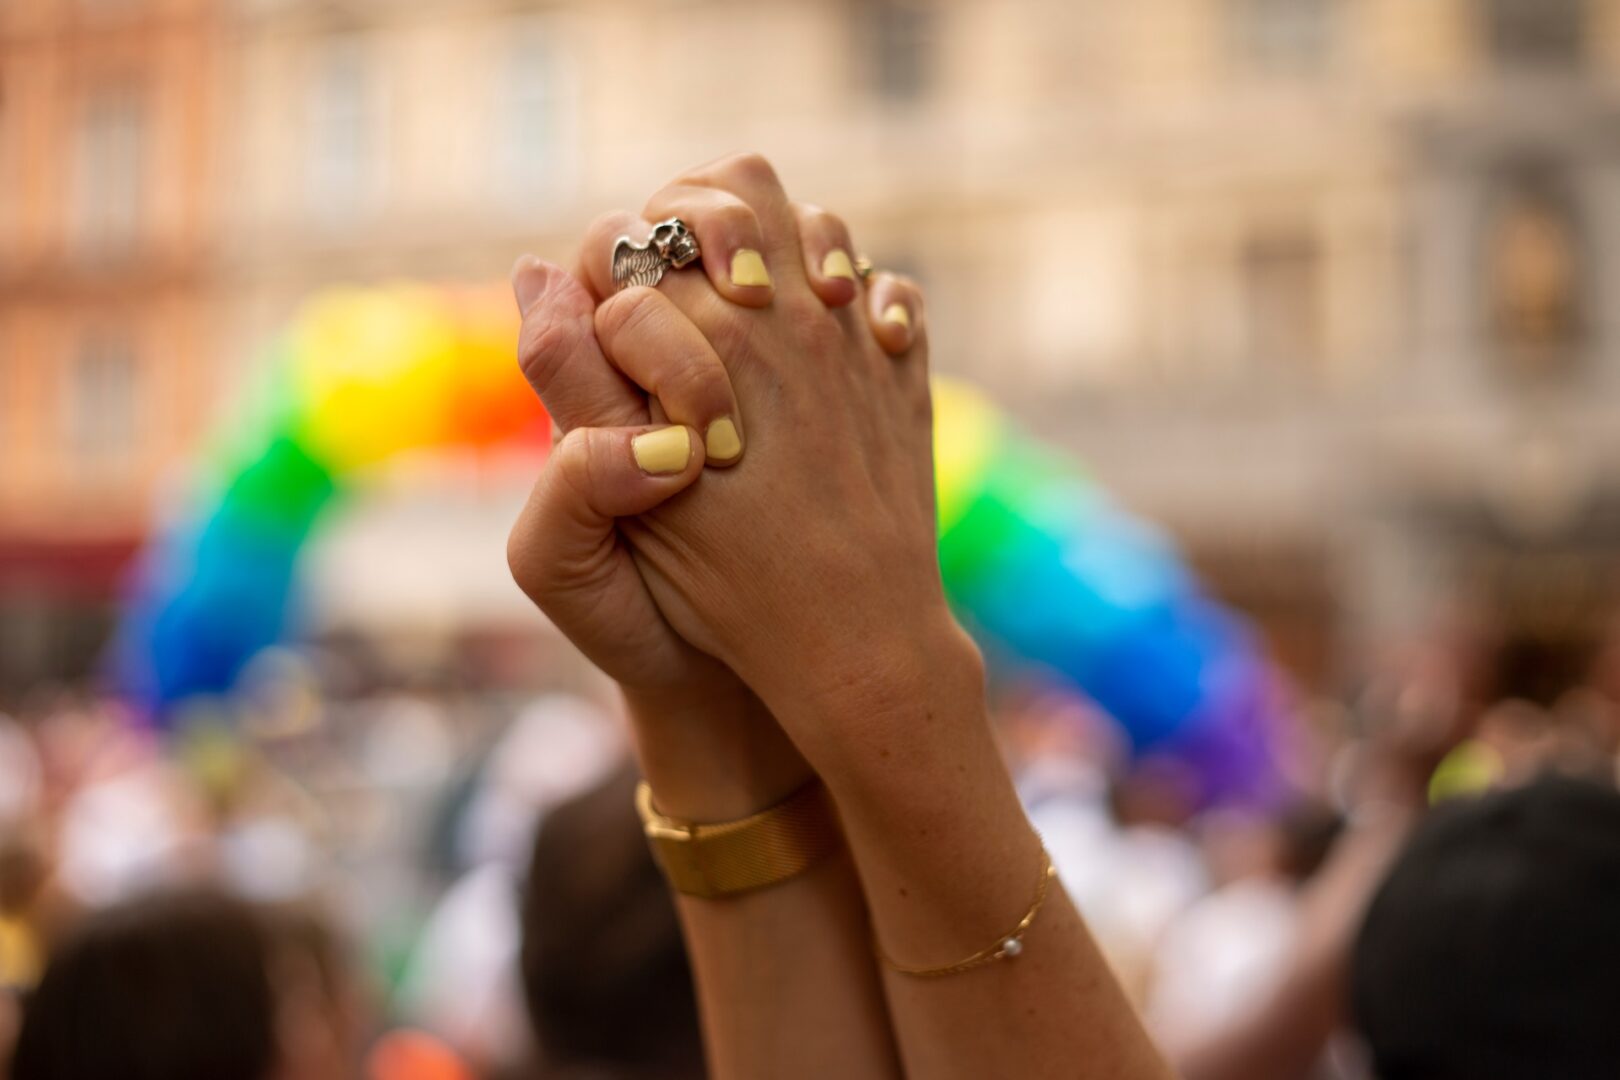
[622,681,813,822]
[754,608,989,766]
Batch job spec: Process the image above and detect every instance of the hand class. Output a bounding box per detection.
[552,154,971,751]
[505,167,932,811]
[506,257,815,819]
[505,256,729,699]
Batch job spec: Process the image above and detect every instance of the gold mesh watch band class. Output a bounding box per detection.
[635,778,838,899]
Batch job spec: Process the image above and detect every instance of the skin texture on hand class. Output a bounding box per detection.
[507,256,714,698]
[511,153,936,761]
[557,155,943,754]
[506,255,813,823]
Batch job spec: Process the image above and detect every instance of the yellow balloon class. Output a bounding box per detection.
[1428,739,1506,804]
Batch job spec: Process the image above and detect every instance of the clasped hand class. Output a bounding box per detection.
[507,153,972,773]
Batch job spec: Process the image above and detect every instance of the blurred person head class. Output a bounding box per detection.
[1473,698,1582,786]
[10,889,364,1080]
[1549,687,1620,771]
[519,766,703,1080]
[1352,774,1620,1080]
[1198,801,1339,889]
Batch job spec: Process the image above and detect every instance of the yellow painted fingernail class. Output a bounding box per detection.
[705,417,743,461]
[882,303,910,328]
[730,249,772,288]
[632,427,692,475]
[822,249,857,281]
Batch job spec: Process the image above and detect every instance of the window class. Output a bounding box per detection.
[493,19,579,200]
[1230,0,1333,73]
[1487,0,1584,69]
[859,1,936,103]
[72,90,145,258]
[305,37,375,219]
[1023,212,1137,386]
[1488,174,1582,377]
[1241,226,1323,372]
[65,335,137,464]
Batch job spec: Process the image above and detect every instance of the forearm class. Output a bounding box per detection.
[756,622,1173,1080]
[624,687,903,1080]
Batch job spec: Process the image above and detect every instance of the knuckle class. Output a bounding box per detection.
[516,314,574,392]
[650,189,756,231]
[705,310,755,362]
[506,526,537,596]
[583,210,632,263]
[719,151,781,191]
[553,427,596,485]
[595,286,661,348]
[551,429,605,516]
[782,295,839,350]
[586,208,631,242]
[507,522,552,603]
[807,205,850,241]
[659,356,728,411]
[712,202,761,241]
[641,183,682,218]
[876,275,926,320]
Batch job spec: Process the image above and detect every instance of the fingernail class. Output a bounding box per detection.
[822,250,857,281]
[882,303,910,328]
[511,256,545,313]
[730,249,772,288]
[632,427,692,475]
[705,417,743,461]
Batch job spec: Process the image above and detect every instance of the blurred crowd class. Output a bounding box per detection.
[0,642,630,1079]
[3,615,1619,1079]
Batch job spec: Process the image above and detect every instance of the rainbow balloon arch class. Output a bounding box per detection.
[114,285,1291,807]
[933,382,1288,806]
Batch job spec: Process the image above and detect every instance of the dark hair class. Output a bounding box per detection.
[519,766,704,1080]
[1352,774,1620,1080]
[11,890,278,1080]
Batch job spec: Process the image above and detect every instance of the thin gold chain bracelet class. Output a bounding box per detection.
[876,845,1057,978]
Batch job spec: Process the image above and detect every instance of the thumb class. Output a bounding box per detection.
[508,425,705,656]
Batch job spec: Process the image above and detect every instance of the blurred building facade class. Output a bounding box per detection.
[8,0,1620,698]
[0,0,222,689]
